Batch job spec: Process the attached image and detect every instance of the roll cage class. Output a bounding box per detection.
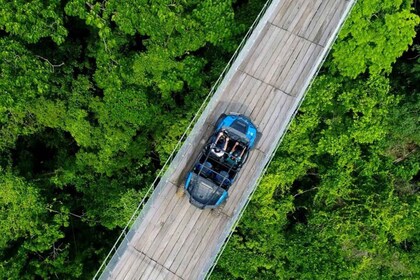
[193,148,238,192]
[205,129,250,169]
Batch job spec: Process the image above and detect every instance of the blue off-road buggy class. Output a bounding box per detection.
[184,113,261,209]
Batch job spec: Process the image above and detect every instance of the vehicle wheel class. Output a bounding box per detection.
[215,113,227,129]
[176,185,185,197]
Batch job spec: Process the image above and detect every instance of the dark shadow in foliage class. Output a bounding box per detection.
[0,29,8,38]
[65,215,122,278]
[285,171,321,229]
[400,240,414,253]
[121,33,150,54]
[65,16,91,56]
[11,128,79,179]
[65,16,100,92]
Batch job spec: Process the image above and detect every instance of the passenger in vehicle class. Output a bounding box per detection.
[211,131,229,157]
[228,142,246,163]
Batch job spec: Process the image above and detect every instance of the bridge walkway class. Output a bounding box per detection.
[96,0,355,279]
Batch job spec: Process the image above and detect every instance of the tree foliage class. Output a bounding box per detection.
[0,0,419,278]
[0,0,67,44]
[332,0,420,77]
[0,0,243,278]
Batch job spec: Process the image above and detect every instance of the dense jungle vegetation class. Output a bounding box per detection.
[0,0,419,279]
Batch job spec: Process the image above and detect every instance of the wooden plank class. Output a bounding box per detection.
[258,93,294,153]
[286,0,316,33]
[144,195,191,257]
[310,0,345,44]
[234,74,267,116]
[228,75,266,115]
[288,0,323,35]
[166,209,212,271]
[157,204,202,265]
[250,85,275,125]
[123,252,147,280]
[261,104,293,154]
[280,0,306,31]
[267,32,300,87]
[244,25,280,75]
[149,201,194,260]
[263,28,295,85]
[205,71,249,130]
[318,0,348,46]
[259,90,290,134]
[238,24,270,72]
[273,36,307,90]
[177,214,227,278]
[214,71,252,117]
[129,183,176,248]
[301,0,332,41]
[140,196,185,255]
[270,0,295,26]
[168,271,183,280]
[226,76,263,114]
[163,211,210,271]
[182,215,228,279]
[138,259,156,280]
[215,71,246,109]
[283,42,317,94]
[109,247,134,279]
[310,0,338,45]
[290,44,323,97]
[246,81,274,121]
[157,266,181,280]
[133,185,180,253]
[242,31,272,74]
[219,73,255,118]
[281,39,314,95]
[146,264,162,280]
[255,88,286,132]
[252,27,287,76]
[257,27,292,80]
[131,188,177,249]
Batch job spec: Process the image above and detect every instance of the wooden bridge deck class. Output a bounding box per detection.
[98,0,355,279]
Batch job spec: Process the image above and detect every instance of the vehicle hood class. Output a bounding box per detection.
[217,114,258,147]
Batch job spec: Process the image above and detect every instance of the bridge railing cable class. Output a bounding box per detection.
[93,0,274,278]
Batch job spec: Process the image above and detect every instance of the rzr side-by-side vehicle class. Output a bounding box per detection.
[184,113,261,209]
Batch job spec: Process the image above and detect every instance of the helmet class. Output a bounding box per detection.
[212,147,224,157]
